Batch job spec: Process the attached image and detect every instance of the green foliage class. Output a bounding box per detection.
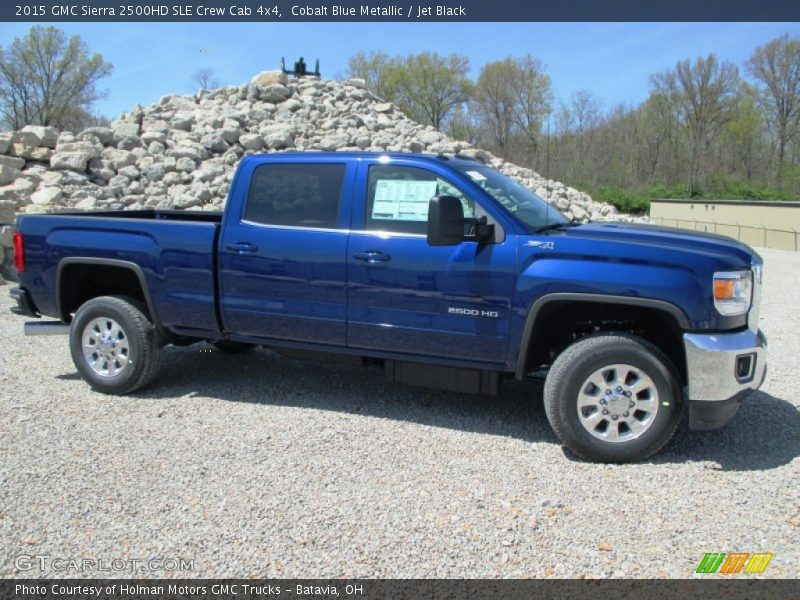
[586,181,796,216]
[0,26,113,131]
[347,51,471,129]
[472,55,552,161]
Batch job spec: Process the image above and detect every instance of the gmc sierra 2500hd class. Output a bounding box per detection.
[10,153,767,461]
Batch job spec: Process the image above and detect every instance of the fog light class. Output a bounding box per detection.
[735,354,755,382]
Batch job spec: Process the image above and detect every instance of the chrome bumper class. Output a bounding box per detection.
[683,329,767,402]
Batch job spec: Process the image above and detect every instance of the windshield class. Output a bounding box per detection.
[455,165,568,232]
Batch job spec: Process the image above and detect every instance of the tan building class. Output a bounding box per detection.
[649,199,800,252]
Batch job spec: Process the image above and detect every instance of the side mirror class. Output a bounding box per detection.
[427,195,465,246]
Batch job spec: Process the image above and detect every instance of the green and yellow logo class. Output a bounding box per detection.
[696,552,773,574]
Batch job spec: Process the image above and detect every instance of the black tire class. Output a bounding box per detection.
[211,340,259,353]
[544,333,682,463]
[69,295,163,395]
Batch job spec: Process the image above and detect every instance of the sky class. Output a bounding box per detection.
[1,21,799,120]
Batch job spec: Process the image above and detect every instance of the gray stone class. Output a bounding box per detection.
[0,132,13,155]
[167,144,206,161]
[260,84,292,103]
[117,165,140,179]
[0,199,17,223]
[141,163,166,181]
[56,140,102,158]
[50,152,93,171]
[20,125,59,149]
[0,156,25,170]
[260,124,295,150]
[80,127,115,145]
[170,113,196,131]
[116,136,143,150]
[239,133,263,151]
[101,148,137,170]
[141,131,168,145]
[11,144,52,161]
[0,224,13,245]
[0,164,22,186]
[251,70,288,87]
[201,134,229,153]
[374,102,394,113]
[30,187,63,206]
[176,157,197,172]
[113,122,141,140]
[108,175,130,187]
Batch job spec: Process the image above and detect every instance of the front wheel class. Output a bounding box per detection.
[544,333,682,462]
[69,295,163,395]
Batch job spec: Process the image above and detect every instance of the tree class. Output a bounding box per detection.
[472,59,517,156]
[346,51,399,101]
[393,52,472,129]
[508,55,553,164]
[191,67,219,91]
[746,34,800,187]
[348,51,471,130]
[0,26,112,131]
[652,54,739,196]
[472,55,552,162]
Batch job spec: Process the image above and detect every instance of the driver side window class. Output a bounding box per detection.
[365,164,475,235]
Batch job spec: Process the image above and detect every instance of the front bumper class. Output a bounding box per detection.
[684,329,767,429]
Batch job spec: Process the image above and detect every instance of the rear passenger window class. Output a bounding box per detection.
[245,163,346,229]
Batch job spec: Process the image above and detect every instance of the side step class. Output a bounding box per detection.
[385,360,500,396]
[24,321,70,336]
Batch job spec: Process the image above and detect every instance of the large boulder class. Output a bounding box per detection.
[30,186,63,206]
[50,152,94,171]
[20,125,59,149]
[251,70,288,87]
[113,122,141,141]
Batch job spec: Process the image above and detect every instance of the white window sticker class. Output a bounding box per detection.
[465,170,487,182]
[372,179,438,221]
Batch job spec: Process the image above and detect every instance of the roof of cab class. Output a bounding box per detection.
[239,152,486,169]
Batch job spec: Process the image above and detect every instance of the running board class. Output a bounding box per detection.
[24,321,70,336]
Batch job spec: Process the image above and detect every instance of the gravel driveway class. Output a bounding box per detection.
[1,247,798,579]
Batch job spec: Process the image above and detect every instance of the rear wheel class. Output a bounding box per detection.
[69,295,162,394]
[544,333,682,462]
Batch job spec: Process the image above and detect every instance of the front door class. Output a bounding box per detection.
[219,159,354,346]
[347,161,516,364]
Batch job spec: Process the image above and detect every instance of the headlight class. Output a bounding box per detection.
[713,271,752,316]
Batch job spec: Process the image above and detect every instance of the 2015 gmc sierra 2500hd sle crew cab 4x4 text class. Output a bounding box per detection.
[9,153,767,462]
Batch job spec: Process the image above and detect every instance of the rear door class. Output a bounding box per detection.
[219,157,355,346]
[346,158,517,364]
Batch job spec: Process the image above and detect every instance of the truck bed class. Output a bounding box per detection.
[16,210,222,337]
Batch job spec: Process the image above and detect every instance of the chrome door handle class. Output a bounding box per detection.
[353,251,391,263]
[226,243,258,255]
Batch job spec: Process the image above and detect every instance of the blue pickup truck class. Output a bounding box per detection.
[10,152,767,461]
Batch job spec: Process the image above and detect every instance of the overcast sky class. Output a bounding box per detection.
[2,21,799,119]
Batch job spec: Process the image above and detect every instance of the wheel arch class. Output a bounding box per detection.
[56,257,163,335]
[515,293,690,381]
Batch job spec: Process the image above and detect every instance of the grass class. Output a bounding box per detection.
[582,182,798,215]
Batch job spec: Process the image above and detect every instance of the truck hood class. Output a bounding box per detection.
[556,221,759,267]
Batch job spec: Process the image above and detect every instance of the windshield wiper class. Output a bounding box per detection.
[535,218,582,234]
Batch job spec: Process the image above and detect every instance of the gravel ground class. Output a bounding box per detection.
[1,247,798,579]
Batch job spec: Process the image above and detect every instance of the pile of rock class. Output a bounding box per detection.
[0,72,640,279]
